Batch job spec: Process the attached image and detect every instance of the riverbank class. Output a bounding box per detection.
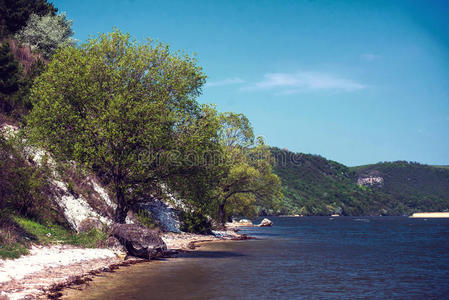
[0,230,242,300]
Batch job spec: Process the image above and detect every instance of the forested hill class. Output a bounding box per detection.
[351,162,449,213]
[271,147,449,216]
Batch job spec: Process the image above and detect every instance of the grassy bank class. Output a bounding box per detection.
[0,216,108,259]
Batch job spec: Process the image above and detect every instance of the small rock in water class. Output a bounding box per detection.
[257,218,273,227]
[237,219,254,226]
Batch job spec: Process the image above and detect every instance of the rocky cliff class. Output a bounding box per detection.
[0,123,182,235]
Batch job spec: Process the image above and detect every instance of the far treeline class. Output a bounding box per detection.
[271,147,449,216]
[0,0,281,234]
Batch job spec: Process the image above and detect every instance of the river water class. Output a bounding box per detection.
[63,216,449,299]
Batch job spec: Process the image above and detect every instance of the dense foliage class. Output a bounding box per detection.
[212,113,282,224]
[0,41,44,116]
[0,43,20,113]
[0,0,57,38]
[0,136,52,220]
[272,147,449,216]
[180,210,212,234]
[15,12,75,59]
[0,1,73,118]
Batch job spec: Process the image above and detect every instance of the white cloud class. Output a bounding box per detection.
[361,53,381,61]
[206,77,245,87]
[244,71,366,94]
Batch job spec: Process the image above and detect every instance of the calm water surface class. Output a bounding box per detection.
[64,217,449,299]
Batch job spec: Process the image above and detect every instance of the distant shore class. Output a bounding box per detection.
[0,230,244,300]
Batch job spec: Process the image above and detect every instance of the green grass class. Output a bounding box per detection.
[0,243,29,259]
[0,216,109,259]
[13,217,108,248]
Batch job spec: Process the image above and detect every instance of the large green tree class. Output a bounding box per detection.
[27,29,208,223]
[159,110,283,226]
[164,105,223,209]
[214,113,283,225]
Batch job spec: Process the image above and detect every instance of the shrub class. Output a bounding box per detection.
[180,210,212,234]
[0,136,61,224]
[0,242,28,259]
[136,209,159,230]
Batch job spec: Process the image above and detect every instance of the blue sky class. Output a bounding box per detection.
[53,0,449,166]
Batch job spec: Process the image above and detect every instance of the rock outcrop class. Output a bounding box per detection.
[357,171,384,187]
[226,219,254,227]
[257,218,273,227]
[77,217,104,233]
[111,224,167,259]
[105,236,128,260]
[138,199,181,233]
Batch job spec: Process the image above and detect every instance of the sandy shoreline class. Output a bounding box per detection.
[409,212,449,218]
[0,230,243,300]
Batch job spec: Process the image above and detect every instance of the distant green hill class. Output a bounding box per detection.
[351,161,449,213]
[271,147,449,216]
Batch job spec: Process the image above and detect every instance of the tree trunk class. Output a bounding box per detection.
[219,202,226,226]
[114,181,128,223]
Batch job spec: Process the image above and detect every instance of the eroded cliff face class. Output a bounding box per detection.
[0,123,181,233]
[1,124,116,231]
[356,169,385,187]
[357,175,384,187]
